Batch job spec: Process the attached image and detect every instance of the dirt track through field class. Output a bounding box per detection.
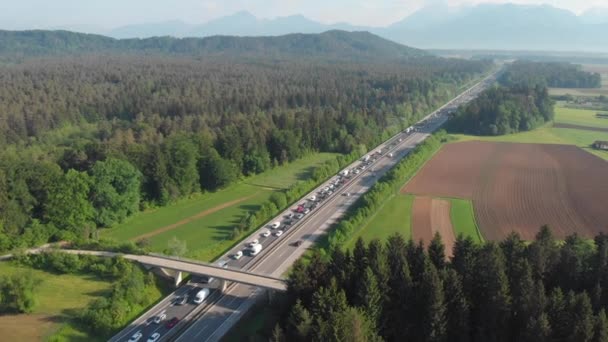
[412,197,433,245]
[131,194,258,241]
[412,197,456,257]
[430,199,456,257]
[403,141,608,240]
[553,123,608,133]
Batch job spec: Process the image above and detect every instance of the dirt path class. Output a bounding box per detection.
[132,194,258,241]
[430,199,456,258]
[412,196,433,246]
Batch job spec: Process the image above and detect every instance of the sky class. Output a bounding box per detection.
[0,0,606,30]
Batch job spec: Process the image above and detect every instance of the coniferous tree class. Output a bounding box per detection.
[418,258,447,342]
[443,269,470,342]
[355,267,383,329]
[428,231,446,270]
[287,299,312,341]
[593,309,608,342]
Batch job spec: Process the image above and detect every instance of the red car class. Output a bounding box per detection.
[166,317,180,329]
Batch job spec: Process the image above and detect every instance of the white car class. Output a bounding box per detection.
[153,312,166,324]
[274,230,283,237]
[286,213,294,219]
[128,331,143,342]
[233,250,243,260]
[303,208,311,214]
[261,230,271,237]
[147,333,161,342]
[248,239,259,247]
[271,221,281,229]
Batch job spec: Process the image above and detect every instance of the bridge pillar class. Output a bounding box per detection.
[173,271,183,287]
[219,279,228,293]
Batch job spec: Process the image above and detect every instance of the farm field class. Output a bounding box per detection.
[403,141,608,240]
[345,194,414,249]
[102,152,338,261]
[451,106,608,160]
[411,197,456,256]
[0,262,112,342]
[450,198,483,243]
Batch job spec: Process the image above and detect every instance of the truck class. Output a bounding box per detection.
[339,169,349,177]
[193,288,210,304]
[361,155,370,162]
[249,243,263,256]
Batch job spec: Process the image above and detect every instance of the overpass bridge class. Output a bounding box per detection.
[17,248,288,291]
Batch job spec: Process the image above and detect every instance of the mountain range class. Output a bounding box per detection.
[53,4,608,52]
[0,30,427,61]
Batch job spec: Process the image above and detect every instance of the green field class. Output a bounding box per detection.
[553,106,608,128]
[451,106,608,160]
[102,152,338,261]
[345,194,414,249]
[0,262,112,342]
[449,198,483,243]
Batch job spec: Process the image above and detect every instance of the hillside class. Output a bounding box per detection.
[0,29,427,61]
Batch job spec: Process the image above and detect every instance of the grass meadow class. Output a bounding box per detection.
[102,152,338,261]
[0,262,112,342]
[450,198,484,243]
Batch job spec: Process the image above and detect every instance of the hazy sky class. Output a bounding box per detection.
[0,0,605,30]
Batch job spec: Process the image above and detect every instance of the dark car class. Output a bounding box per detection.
[166,317,180,329]
[291,240,303,247]
[175,295,188,305]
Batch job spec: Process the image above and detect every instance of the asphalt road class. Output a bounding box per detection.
[110,69,500,342]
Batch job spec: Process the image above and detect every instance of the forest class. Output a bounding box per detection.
[499,61,602,89]
[280,227,608,342]
[447,61,566,135]
[0,38,491,252]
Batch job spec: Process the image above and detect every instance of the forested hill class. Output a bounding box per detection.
[0,29,427,61]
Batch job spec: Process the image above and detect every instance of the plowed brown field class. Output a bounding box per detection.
[412,197,456,257]
[403,141,608,240]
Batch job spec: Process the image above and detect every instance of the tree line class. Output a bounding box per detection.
[499,60,602,89]
[0,55,490,252]
[279,227,608,342]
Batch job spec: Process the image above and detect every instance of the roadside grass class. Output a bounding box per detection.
[101,152,338,261]
[344,194,414,249]
[450,198,484,243]
[0,262,112,342]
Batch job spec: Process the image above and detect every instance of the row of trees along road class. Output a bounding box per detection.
[0,55,491,252]
[279,227,608,342]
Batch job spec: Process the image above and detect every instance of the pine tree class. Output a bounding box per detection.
[355,267,383,329]
[443,269,470,342]
[287,299,312,341]
[418,258,447,342]
[527,225,559,282]
[385,233,413,340]
[570,292,595,342]
[523,312,551,342]
[593,309,608,342]
[428,231,446,270]
[452,235,479,300]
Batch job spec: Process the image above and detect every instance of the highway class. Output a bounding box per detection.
[110,68,500,342]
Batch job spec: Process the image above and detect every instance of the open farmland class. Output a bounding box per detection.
[403,141,608,240]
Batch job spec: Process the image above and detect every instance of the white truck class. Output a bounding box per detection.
[249,243,263,256]
[339,169,349,177]
[193,288,210,304]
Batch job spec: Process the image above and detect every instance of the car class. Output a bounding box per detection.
[271,221,281,229]
[295,213,304,219]
[291,240,303,247]
[274,230,283,237]
[128,331,143,342]
[261,230,271,237]
[153,312,167,324]
[175,295,188,305]
[233,250,243,260]
[248,239,259,247]
[343,192,350,197]
[303,208,310,214]
[166,317,180,329]
[147,333,161,342]
[286,212,294,219]
[145,316,155,326]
